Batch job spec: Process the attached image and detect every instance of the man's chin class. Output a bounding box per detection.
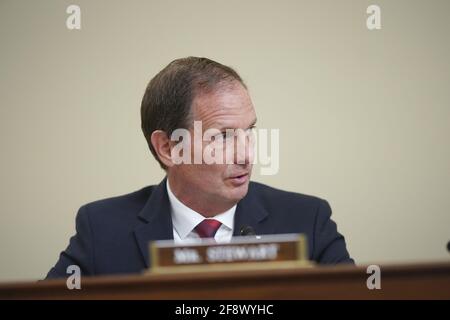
[226,181,250,202]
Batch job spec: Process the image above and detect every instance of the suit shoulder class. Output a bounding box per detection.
[80,185,155,219]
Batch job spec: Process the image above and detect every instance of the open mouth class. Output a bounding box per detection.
[228,173,249,185]
[231,173,248,179]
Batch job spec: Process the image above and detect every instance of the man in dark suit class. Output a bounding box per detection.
[46,57,353,279]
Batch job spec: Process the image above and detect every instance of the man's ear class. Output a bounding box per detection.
[150,130,174,168]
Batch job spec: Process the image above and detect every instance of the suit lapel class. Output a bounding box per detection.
[133,178,173,268]
[233,182,273,236]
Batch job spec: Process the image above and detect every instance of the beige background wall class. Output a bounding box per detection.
[0,0,449,281]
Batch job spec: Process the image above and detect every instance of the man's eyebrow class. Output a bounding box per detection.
[218,118,257,132]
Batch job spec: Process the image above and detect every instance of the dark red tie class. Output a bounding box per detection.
[195,219,222,239]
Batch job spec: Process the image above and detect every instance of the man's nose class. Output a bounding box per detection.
[235,130,255,165]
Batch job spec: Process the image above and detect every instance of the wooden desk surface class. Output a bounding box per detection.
[0,261,449,299]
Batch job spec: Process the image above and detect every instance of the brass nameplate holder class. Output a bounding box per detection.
[148,233,311,274]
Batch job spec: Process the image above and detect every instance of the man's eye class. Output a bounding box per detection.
[214,132,228,140]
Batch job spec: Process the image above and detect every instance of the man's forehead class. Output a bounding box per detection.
[191,84,255,128]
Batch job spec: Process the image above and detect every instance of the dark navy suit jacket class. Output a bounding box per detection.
[46,179,354,279]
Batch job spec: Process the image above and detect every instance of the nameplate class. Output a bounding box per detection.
[148,234,310,274]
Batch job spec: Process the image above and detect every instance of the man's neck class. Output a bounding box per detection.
[166,177,236,217]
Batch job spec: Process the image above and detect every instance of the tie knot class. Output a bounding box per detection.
[195,219,222,239]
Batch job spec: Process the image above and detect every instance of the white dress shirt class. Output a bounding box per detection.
[166,179,236,244]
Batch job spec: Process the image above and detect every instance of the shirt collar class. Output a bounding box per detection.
[166,179,236,240]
